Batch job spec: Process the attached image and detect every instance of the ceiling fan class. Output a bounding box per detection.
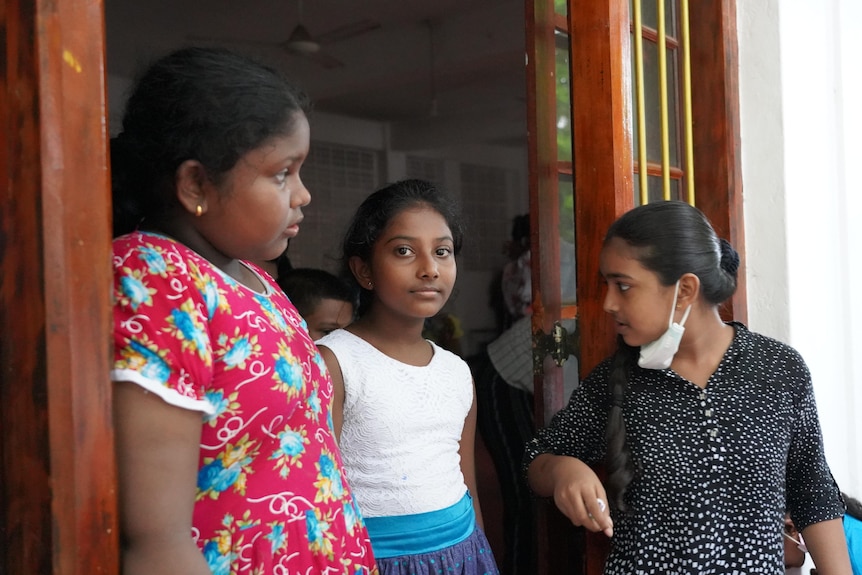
[190,0,380,69]
[281,9,381,69]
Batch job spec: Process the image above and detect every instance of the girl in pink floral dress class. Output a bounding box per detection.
[110,47,378,575]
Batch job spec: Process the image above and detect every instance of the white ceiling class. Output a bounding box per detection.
[105,0,528,151]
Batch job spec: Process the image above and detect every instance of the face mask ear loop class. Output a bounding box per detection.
[677,303,692,327]
[782,530,808,553]
[667,281,681,328]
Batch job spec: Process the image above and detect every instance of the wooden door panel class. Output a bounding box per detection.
[525,1,743,574]
[1,1,118,574]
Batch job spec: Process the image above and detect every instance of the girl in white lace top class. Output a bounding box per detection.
[317,179,500,575]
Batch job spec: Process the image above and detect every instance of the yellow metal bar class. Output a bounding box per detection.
[657,0,671,200]
[680,0,695,205]
[633,0,648,204]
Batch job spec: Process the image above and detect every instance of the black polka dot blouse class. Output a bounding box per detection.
[524,322,844,574]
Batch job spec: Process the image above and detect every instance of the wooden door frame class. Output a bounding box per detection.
[1,1,118,573]
[571,0,745,388]
[568,0,635,572]
[0,0,743,572]
[689,0,746,322]
[524,0,573,569]
[526,0,744,574]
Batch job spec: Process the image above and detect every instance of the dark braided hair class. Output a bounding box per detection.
[602,201,740,510]
[604,338,639,511]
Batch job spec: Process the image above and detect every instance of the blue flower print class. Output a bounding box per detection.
[119,273,153,311]
[313,351,328,376]
[274,356,302,390]
[205,390,229,421]
[166,299,209,359]
[272,341,305,399]
[216,328,261,371]
[255,294,287,332]
[170,307,197,340]
[204,389,239,424]
[306,508,325,546]
[306,388,322,419]
[202,281,220,319]
[137,246,167,275]
[306,508,335,559]
[197,435,257,500]
[271,426,308,479]
[277,429,305,457]
[314,451,345,503]
[267,521,288,554]
[223,336,252,367]
[318,452,338,478]
[187,261,229,320]
[202,539,232,575]
[342,500,359,534]
[198,458,242,495]
[127,340,170,383]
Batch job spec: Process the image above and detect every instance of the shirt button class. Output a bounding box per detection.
[699,392,707,401]
[709,429,719,438]
[705,408,713,417]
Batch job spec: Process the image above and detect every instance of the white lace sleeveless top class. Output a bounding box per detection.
[317,329,474,517]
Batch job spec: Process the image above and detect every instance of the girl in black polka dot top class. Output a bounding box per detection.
[525,201,851,574]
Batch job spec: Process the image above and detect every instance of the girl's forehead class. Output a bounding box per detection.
[385,205,448,230]
[600,238,649,273]
[602,237,638,259]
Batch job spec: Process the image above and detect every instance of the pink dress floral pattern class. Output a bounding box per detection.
[112,232,378,575]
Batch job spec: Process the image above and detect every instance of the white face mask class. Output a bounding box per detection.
[638,280,692,370]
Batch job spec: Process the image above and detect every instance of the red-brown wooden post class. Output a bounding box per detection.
[525,0,572,572]
[1,0,118,573]
[689,0,746,322]
[569,0,635,573]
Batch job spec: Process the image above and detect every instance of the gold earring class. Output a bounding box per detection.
[195,205,203,217]
[367,281,373,288]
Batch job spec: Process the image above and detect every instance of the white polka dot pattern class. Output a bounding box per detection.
[525,322,844,574]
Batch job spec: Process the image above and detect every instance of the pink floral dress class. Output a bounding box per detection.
[112,232,378,575]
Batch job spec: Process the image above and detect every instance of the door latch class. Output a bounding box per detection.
[533,320,580,370]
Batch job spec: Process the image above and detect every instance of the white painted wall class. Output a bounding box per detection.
[738,0,861,508]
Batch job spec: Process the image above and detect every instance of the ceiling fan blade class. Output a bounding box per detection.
[187,15,370,70]
[186,34,271,48]
[315,19,381,45]
[305,50,345,69]
[282,24,320,54]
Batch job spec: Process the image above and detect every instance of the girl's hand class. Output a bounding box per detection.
[528,454,614,537]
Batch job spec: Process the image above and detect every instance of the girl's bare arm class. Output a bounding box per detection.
[114,381,210,575]
[802,518,852,575]
[317,345,345,442]
[459,383,485,529]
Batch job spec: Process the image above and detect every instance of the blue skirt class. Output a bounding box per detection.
[375,527,499,575]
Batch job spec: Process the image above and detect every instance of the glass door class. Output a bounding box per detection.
[525,0,634,573]
[525,1,743,573]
